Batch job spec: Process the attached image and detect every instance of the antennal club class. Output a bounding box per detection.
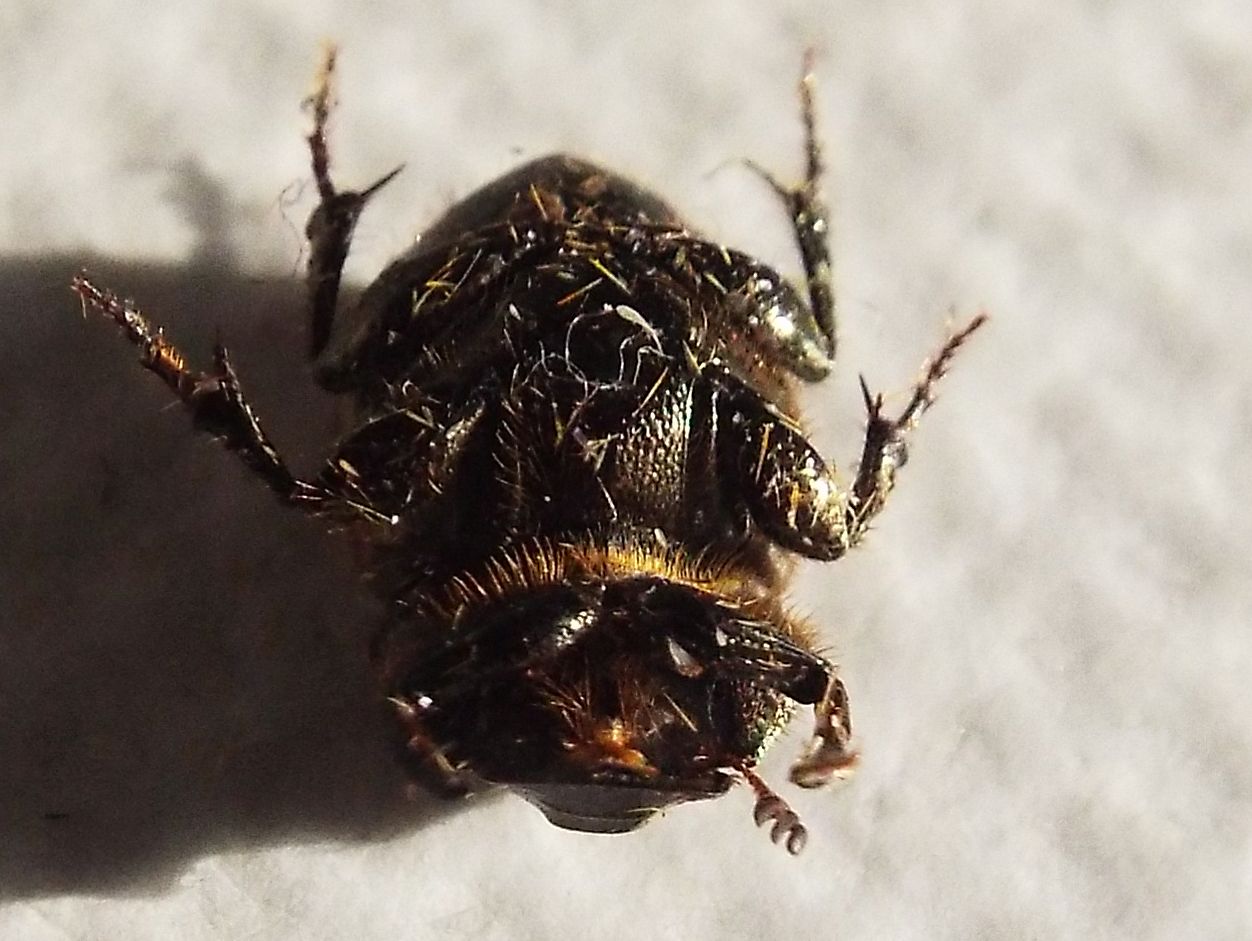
[739,765,809,856]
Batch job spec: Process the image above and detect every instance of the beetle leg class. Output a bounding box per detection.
[305,44,404,359]
[387,696,479,798]
[843,313,988,539]
[664,237,835,381]
[717,313,985,559]
[722,392,850,560]
[745,50,836,366]
[789,674,859,789]
[71,274,386,522]
[317,394,487,522]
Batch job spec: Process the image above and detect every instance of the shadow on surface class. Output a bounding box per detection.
[0,255,480,899]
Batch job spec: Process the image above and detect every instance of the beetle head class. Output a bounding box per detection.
[381,543,843,849]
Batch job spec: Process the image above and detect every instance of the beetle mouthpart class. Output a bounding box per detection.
[737,765,808,856]
[564,718,661,779]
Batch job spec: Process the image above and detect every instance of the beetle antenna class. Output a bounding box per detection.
[736,765,808,856]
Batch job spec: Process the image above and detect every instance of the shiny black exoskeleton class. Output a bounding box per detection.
[74,49,983,854]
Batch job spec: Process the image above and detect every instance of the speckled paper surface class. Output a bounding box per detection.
[2,2,1249,939]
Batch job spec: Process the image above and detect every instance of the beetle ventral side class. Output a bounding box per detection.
[73,47,985,855]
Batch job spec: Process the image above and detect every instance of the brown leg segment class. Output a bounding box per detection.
[789,675,859,790]
[728,313,988,561]
[71,275,331,512]
[746,49,837,363]
[304,44,403,359]
[388,695,478,798]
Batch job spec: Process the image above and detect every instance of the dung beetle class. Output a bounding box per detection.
[74,48,984,854]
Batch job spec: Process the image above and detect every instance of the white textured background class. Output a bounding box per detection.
[2,2,1249,939]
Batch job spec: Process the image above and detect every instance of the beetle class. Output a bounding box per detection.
[73,47,983,854]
